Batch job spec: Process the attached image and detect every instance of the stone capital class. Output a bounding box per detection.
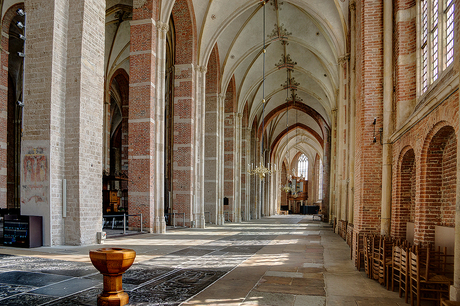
[350,1,356,12]
[197,65,207,74]
[338,54,350,65]
[156,21,169,33]
[237,112,243,118]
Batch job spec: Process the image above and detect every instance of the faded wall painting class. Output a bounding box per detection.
[21,146,49,206]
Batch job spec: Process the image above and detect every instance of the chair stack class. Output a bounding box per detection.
[354,233,453,306]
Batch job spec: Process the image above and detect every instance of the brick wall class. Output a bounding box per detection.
[391,147,415,238]
[394,0,416,128]
[391,92,459,245]
[353,0,384,234]
[204,44,220,224]
[129,0,160,231]
[171,0,197,225]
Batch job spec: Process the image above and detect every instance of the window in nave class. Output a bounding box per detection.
[421,0,455,93]
[297,154,308,180]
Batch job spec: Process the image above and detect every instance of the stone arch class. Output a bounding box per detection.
[280,161,288,208]
[169,0,198,226]
[391,146,416,240]
[106,69,129,211]
[415,123,457,245]
[1,2,25,209]
[257,101,329,140]
[313,154,322,203]
[171,0,197,65]
[270,123,324,154]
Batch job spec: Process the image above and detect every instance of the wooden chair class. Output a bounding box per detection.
[441,298,460,306]
[371,235,383,281]
[400,246,410,303]
[409,250,452,306]
[363,234,375,278]
[378,237,393,286]
[354,232,364,271]
[391,245,402,292]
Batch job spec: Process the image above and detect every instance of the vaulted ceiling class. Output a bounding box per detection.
[189,0,348,165]
[107,0,349,166]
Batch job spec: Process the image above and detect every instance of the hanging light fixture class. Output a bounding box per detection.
[282,68,292,194]
[248,0,273,180]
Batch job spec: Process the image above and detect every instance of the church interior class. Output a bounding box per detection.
[1,0,460,304]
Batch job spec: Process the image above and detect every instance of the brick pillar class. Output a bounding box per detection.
[243,127,251,221]
[234,113,242,222]
[354,0,384,234]
[240,127,247,221]
[204,54,221,224]
[224,80,237,222]
[23,0,105,246]
[129,0,166,233]
[322,128,331,217]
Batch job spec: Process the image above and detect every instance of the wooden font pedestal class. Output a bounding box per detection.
[89,248,136,306]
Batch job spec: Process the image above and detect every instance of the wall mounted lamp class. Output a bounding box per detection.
[373,118,377,143]
[372,117,383,145]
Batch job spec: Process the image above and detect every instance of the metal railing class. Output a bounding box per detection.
[103,213,143,235]
[204,211,211,224]
[165,212,186,228]
[224,211,231,222]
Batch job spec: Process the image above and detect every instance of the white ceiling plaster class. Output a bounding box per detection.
[106,0,347,165]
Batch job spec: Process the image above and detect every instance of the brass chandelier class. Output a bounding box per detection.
[248,0,274,180]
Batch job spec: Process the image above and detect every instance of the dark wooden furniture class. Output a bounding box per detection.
[3,215,42,248]
[409,249,452,306]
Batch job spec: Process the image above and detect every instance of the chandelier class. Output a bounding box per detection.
[248,162,272,179]
[248,0,274,180]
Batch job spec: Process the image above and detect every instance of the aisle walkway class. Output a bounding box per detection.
[0,215,403,305]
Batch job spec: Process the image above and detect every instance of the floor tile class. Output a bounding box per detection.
[30,277,101,297]
[0,271,71,287]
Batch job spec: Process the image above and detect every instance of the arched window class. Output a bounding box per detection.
[297,154,308,179]
[421,0,455,93]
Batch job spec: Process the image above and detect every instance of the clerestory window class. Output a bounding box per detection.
[421,0,455,93]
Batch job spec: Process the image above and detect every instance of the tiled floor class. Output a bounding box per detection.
[0,215,407,305]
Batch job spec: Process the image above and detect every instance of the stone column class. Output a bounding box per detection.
[348,1,356,225]
[217,93,224,225]
[380,0,393,236]
[194,65,206,228]
[153,21,168,233]
[329,108,338,224]
[452,0,460,300]
[338,55,349,222]
[23,0,105,245]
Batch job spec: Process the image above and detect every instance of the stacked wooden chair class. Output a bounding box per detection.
[409,246,453,306]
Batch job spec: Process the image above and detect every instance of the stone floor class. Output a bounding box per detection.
[0,215,412,305]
